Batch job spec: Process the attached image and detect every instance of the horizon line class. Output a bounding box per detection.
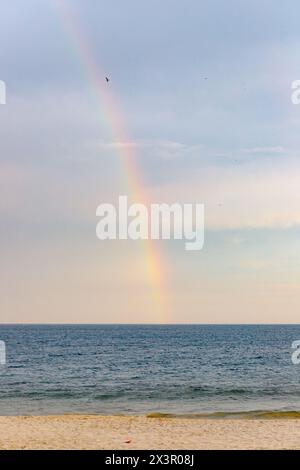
[0,322,299,326]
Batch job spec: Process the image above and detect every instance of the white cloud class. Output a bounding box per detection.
[152,158,300,230]
[241,146,287,155]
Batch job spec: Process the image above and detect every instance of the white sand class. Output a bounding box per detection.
[0,415,299,450]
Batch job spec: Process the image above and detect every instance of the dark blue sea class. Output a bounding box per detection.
[0,324,300,417]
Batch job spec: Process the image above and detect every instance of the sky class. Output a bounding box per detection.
[1,0,300,323]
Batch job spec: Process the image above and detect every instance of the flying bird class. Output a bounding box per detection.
[105,77,110,83]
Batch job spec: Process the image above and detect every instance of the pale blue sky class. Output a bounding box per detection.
[1,0,300,322]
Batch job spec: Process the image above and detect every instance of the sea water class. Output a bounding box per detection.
[0,324,299,417]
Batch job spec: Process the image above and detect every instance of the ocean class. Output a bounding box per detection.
[0,324,300,417]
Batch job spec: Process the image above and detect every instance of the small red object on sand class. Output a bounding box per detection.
[125,439,132,444]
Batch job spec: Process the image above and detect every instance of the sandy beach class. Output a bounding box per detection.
[0,415,299,450]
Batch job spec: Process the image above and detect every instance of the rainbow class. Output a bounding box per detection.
[54,0,170,323]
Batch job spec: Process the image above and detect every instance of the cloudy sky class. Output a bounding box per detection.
[1,0,300,323]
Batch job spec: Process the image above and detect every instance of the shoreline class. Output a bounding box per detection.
[0,415,300,449]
